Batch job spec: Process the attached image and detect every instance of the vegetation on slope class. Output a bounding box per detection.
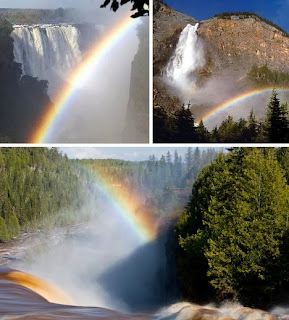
[176,147,289,308]
[154,90,289,143]
[0,147,218,242]
[0,8,74,24]
[0,148,88,242]
[214,12,289,38]
[249,64,289,87]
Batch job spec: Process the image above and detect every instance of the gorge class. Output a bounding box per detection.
[0,8,149,143]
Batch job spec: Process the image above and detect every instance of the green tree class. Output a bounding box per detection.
[176,148,289,307]
[6,214,20,238]
[245,109,259,142]
[0,216,9,242]
[196,120,211,142]
[265,90,289,142]
[175,105,196,143]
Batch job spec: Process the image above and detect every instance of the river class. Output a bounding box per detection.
[0,222,289,320]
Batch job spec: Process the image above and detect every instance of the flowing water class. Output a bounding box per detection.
[11,24,98,95]
[1,223,289,320]
[0,268,286,320]
[165,23,205,95]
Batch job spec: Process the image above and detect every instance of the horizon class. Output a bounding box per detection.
[59,147,221,161]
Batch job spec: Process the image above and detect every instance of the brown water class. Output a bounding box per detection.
[0,227,288,320]
[0,267,152,319]
[0,267,287,320]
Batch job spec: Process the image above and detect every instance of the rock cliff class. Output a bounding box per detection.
[198,17,289,76]
[123,19,149,143]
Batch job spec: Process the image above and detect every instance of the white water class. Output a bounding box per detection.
[12,24,82,95]
[165,23,205,94]
[157,302,281,320]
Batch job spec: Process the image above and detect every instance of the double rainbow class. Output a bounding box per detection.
[197,87,289,125]
[30,15,136,143]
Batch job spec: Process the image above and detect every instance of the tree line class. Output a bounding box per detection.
[175,148,289,308]
[214,12,289,38]
[74,148,218,216]
[154,90,289,143]
[0,8,74,24]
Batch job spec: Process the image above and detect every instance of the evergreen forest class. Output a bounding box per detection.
[0,148,89,242]
[154,90,289,143]
[175,148,289,308]
[74,147,218,216]
[0,147,217,243]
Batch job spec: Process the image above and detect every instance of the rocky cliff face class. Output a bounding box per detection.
[123,19,149,143]
[198,17,289,76]
[154,2,289,113]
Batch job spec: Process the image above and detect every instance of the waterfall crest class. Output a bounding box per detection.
[12,24,82,95]
[165,23,205,94]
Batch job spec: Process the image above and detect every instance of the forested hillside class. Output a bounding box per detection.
[0,148,88,242]
[176,148,289,308]
[75,148,218,216]
[0,147,219,243]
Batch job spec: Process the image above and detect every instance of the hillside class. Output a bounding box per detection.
[0,148,89,242]
[0,8,75,24]
[198,16,289,77]
[153,2,289,114]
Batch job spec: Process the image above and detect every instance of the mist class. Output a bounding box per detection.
[48,19,141,143]
[11,186,168,313]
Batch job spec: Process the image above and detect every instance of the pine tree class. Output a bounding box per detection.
[176,148,289,307]
[265,89,289,142]
[6,214,20,238]
[196,120,211,142]
[246,109,259,142]
[0,217,9,242]
[175,104,196,142]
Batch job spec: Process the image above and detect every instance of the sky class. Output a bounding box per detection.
[0,0,135,24]
[164,0,289,32]
[59,147,221,161]
[0,0,102,9]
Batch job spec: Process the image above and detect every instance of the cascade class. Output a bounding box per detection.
[165,23,205,93]
[11,24,83,95]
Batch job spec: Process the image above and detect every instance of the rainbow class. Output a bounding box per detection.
[30,15,136,143]
[79,164,158,243]
[197,87,289,125]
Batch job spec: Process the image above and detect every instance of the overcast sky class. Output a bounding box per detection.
[59,147,222,161]
[0,0,101,9]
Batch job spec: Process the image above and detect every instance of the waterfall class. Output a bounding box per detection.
[165,23,205,93]
[11,24,82,95]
